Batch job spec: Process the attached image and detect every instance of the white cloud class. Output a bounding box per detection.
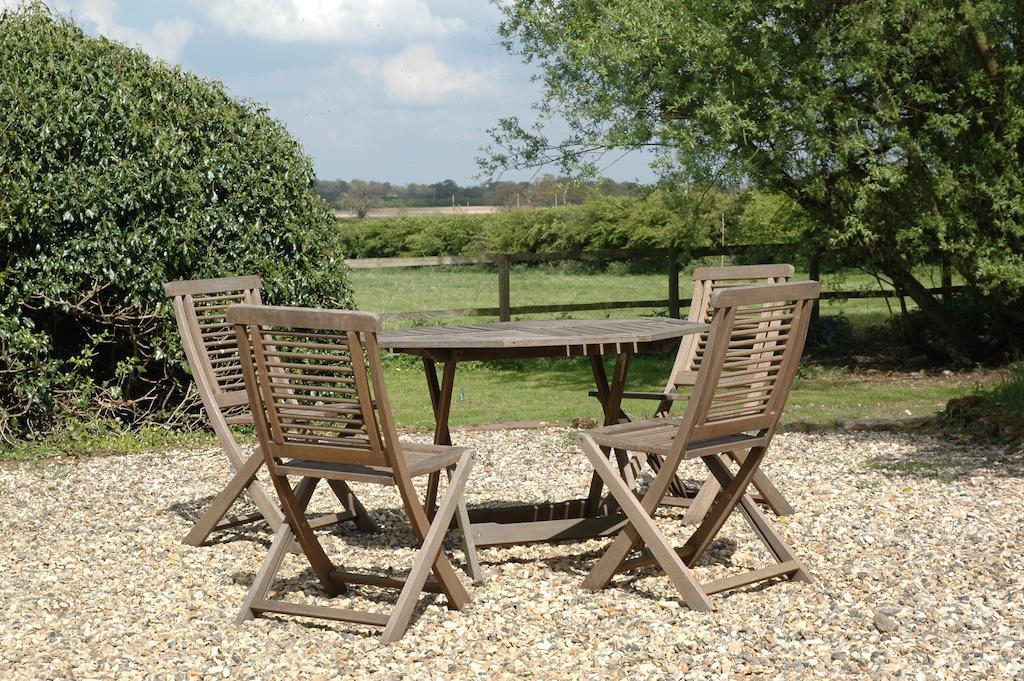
[205,0,465,43]
[45,0,197,63]
[353,44,494,106]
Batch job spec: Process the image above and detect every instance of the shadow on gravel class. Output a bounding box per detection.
[229,563,444,638]
[167,495,275,546]
[862,437,1024,482]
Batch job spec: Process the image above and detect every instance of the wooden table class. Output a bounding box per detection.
[378,318,706,547]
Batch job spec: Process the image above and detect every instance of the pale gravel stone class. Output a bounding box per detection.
[0,429,1022,679]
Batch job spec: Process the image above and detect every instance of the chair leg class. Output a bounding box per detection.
[578,435,712,611]
[381,451,474,643]
[681,475,720,526]
[680,450,770,567]
[184,449,268,546]
[448,466,481,581]
[683,449,796,524]
[424,471,441,520]
[270,474,343,597]
[728,450,796,516]
[326,479,379,532]
[614,448,638,489]
[736,494,813,584]
[236,521,293,624]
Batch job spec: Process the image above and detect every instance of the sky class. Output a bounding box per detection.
[4,0,658,186]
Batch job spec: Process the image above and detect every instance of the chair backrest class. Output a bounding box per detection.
[667,264,794,393]
[672,280,819,452]
[227,304,403,472]
[164,275,264,417]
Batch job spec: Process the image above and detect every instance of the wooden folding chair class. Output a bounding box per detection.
[227,304,478,642]
[575,281,819,610]
[164,275,376,546]
[593,265,796,522]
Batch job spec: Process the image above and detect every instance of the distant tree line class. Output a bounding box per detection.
[315,175,639,215]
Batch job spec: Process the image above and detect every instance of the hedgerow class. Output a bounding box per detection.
[332,193,718,259]
[0,5,351,442]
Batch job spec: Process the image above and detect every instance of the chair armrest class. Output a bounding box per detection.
[587,389,673,401]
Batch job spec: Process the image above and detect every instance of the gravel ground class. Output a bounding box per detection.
[1,429,1022,680]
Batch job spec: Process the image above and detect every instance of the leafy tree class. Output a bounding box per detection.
[338,179,382,218]
[0,5,351,442]
[483,181,528,208]
[487,0,1024,361]
[314,178,350,205]
[597,178,639,197]
[431,179,461,206]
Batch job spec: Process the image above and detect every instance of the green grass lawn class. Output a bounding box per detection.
[349,263,977,429]
[376,354,995,431]
[349,264,935,330]
[1,265,982,461]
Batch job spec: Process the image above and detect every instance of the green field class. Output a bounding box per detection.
[349,264,949,330]
[348,264,982,430]
[374,353,991,431]
[4,265,980,461]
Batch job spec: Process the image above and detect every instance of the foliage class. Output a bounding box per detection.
[898,291,1015,362]
[332,191,734,259]
[488,0,1024,362]
[0,5,352,443]
[314,175,639,209]
[0,417,217,462]
[731,190,819,265]
[981,362,1024,414]
[337,179,382,218]
[806,314,855,353]
[944,362,1024,440]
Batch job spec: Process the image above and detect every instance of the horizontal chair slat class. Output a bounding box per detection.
[164,275,261,297]
[227,304,382,333]
[712,281,819,307]
[249,599,390,627]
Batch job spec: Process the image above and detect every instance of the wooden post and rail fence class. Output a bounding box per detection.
[347,245,961,322]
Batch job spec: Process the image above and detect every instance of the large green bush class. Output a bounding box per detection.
[0,6,352,442]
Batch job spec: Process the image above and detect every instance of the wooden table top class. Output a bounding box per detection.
[377,318,705,353]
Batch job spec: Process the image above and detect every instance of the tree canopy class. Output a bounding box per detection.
[487,0,1024,361]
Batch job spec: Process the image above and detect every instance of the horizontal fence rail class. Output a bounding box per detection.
[346,245,776,269]
[347,246,960,322]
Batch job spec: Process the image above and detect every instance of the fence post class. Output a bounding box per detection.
[667,248,680,318]
[809,249,821,322]
[497,254,511,322]
[941,258,952,306]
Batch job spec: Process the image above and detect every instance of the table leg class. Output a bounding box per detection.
[422,357,458,518]
[423,358,457,446]
[586,354,636,514]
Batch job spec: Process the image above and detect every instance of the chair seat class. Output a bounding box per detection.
[576,417,768,459]
[278,442,471,485]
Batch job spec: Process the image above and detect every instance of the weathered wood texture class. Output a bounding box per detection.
[379,318,706,547]
[164,276,283,544]
[379,318,704,352]
[575,280,820,610]
[164,277,376,545]
[227,304,479,642]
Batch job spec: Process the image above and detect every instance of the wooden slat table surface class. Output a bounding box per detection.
[378,318,707,547]
[379,318,704,356]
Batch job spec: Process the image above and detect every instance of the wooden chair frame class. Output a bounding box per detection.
[593,264,797,523]
[575,281,819,609]
[164,275,375,545]
[227,304,478,642]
